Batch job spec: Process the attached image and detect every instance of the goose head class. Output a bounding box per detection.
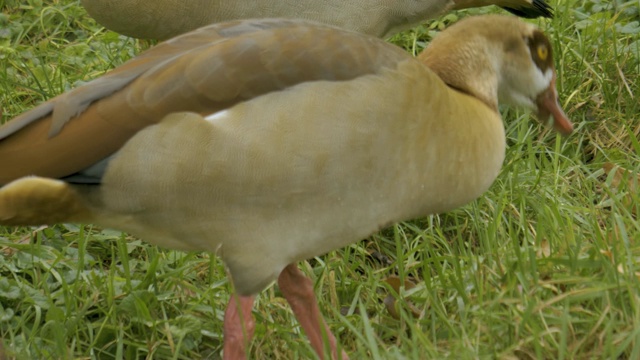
[421,15,572,135]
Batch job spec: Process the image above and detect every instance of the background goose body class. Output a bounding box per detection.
[0,15,571,359]
[80,0,553,39]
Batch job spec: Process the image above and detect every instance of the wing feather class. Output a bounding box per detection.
[0,19,409,184]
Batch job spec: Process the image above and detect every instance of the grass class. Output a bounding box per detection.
[0,0,639,358]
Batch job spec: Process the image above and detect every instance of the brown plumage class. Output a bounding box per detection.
[0,15,572,359]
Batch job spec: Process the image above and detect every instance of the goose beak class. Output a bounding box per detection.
[536,73,573,135]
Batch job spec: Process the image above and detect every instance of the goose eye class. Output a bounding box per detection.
[537,45,548,61]
[527,30,553,72]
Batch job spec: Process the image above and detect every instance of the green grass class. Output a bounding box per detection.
[1,0,639,358]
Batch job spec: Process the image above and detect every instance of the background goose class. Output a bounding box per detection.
[80,0,553,39]
[0,15,571,359]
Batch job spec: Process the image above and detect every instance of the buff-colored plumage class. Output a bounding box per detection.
[80,0,553,39]
[0,15,572,359]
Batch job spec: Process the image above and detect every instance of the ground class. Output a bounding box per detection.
[0,0,639,358]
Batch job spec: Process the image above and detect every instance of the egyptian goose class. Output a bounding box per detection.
[0,15,572,359]
[80,0,553,40]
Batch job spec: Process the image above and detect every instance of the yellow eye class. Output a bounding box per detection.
[537,45,548,61]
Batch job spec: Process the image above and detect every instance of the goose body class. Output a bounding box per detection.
[80,0,553,39]
[0,15,572,359]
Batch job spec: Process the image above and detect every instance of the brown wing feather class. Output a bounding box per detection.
[0,19,294,140]
[0,19,408,184]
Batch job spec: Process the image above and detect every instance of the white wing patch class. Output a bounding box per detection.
[204,110,230,124]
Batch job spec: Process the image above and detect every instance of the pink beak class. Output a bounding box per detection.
[536,73,573,136]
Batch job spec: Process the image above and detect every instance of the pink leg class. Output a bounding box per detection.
[223,294,256,360]
[278,264,349,360]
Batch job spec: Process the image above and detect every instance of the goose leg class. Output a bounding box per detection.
[278,264,349,360]
[223,294,256,360]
